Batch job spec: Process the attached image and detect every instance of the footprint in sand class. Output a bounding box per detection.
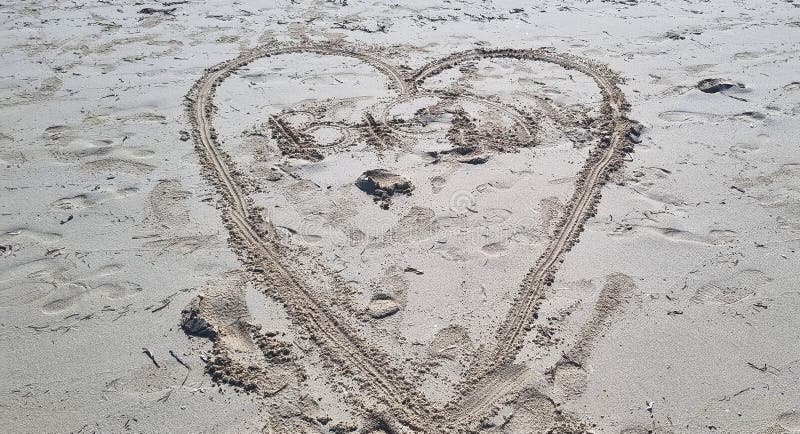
[147,179,192,228]
[0,259,70,308]
[4,260,145,315]
[41,280,142,314]
[551,362,588,400]
[776,411,800,432]
[142,235,219,254]
[0,228,63,244]
[41,282,88,314]
[692,269,771,305]
[44,126,156,175]
[657,110,765,123]
[427,324,473,362]
[430,175,448,193]
[481,239,508,257]
[52,186,139,210]
[0,76,62,107]
[502,389,560,433]
[0,281,58,308]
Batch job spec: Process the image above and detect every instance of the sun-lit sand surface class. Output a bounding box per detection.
[2,1,799,433]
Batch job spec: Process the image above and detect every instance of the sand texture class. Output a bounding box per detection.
[1,1,799,433]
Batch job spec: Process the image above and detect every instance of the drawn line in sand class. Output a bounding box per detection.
[187,44,636,432]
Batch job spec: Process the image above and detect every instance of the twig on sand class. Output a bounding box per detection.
[746,361,779,375]
[170,350,191,385]
[157,389,172,402]
[170,350,190,370]
[142,347,160,368]
[266,383,288,396]
[138,7,177,16]
[151,298,171,313]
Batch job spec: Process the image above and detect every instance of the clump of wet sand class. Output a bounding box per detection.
[355,169,414,209]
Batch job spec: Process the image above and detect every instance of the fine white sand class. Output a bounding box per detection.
[1,1,799,433]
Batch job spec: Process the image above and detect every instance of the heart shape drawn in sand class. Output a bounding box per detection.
[185,44,635,432]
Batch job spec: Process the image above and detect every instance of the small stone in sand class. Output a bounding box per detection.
[367,295,400,319]
[356,169,413,209]
[697,78,742,93]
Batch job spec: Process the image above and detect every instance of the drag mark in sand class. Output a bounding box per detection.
[187,44,635,431]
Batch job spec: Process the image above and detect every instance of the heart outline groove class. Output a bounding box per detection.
[185,44,635,433]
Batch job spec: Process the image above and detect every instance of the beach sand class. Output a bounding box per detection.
[1,1,799,432]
